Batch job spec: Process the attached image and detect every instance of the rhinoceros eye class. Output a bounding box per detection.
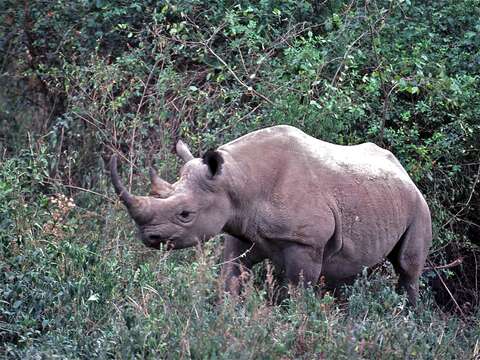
[177,210,195,223]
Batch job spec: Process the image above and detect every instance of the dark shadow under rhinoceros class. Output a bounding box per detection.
[110,125,432,305]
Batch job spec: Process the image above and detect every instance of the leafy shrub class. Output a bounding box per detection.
[1,0,480,357]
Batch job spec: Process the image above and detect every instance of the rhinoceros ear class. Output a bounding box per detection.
[202,150,223,178]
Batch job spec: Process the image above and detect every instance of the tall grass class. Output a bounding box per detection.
[1,156,479,358]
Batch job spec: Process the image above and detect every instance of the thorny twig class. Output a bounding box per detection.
[173,20,316,106]
[128,57,163,190]
[378,83,399,144]
[424,258,463,271]
[330,31,369,86]
[427,258,466,318]
[72,111,110,139]
[43,178,115,203]
[213,243,255,268]
[331,7,390,87]
[203,42,274,105]
[214,104,262,137]
[365,0,395,145]
[253,21,312,76]
[442,162,480,229]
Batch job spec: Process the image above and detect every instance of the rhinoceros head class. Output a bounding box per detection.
[110,141,231,250]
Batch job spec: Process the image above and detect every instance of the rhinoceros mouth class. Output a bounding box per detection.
[141,233,180,250]
[139,233,165,249]
[148,234,164,243]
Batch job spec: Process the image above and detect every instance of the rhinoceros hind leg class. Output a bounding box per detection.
[387,213,431,306]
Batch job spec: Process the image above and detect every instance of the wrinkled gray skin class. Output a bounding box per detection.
[111,125,432,304]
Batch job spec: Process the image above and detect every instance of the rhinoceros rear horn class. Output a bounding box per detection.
[149,167,173,198]
[110,155,153,223]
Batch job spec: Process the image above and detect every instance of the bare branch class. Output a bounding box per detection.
[427,259,466,318]
[203,42,274,105]
[442,163,480,229]
[424,258,463,271]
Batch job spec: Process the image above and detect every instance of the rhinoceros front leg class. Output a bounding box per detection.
[221,235,266,295]
[282,245,323,288]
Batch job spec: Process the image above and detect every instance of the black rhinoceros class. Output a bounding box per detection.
[110,125,431,304]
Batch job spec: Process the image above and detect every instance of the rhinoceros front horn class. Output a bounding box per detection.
[110,155,134,205]
[110,155,150,221]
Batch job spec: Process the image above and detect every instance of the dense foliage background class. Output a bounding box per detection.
[1,0,479,358]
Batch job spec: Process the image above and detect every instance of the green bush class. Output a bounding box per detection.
[1,0,479,357]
